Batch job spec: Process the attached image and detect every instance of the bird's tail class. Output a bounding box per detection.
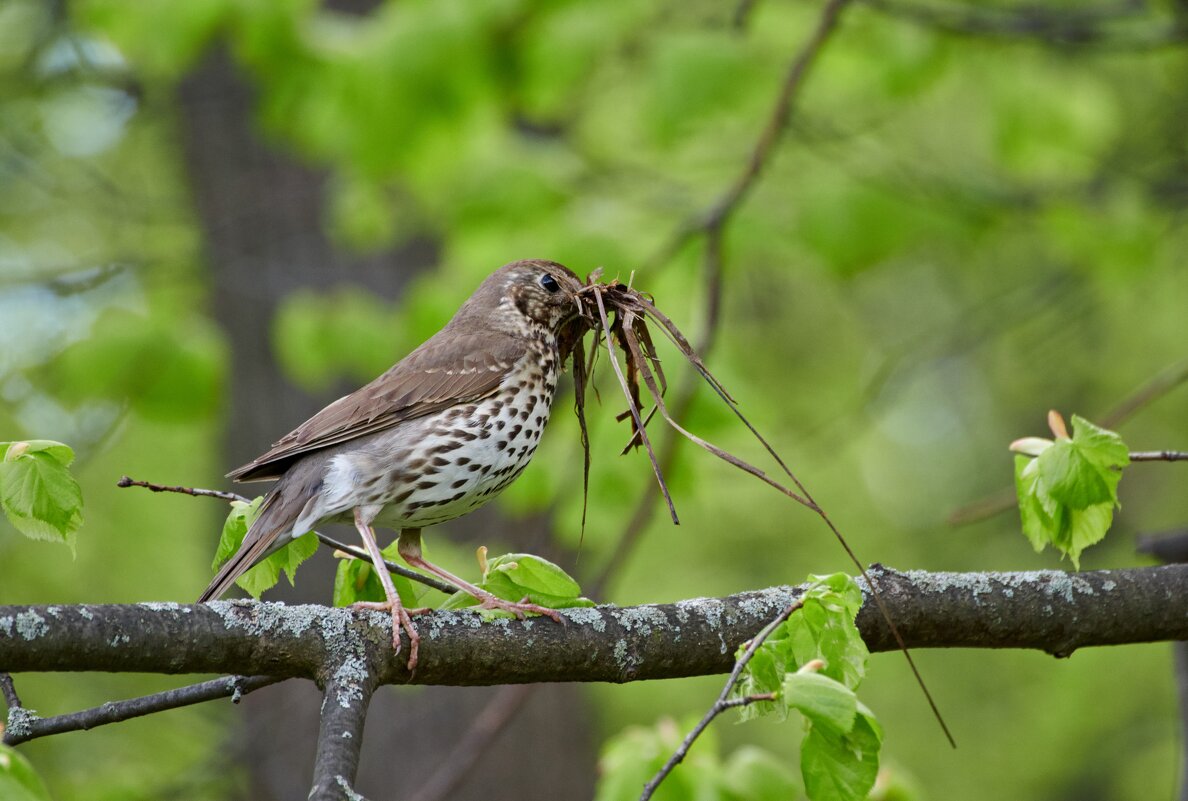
[197,492,297,603]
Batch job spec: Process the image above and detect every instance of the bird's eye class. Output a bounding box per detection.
[539,273,560,293]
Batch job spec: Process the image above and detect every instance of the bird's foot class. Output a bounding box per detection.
[351,600,427,671]
[475,594,565,624]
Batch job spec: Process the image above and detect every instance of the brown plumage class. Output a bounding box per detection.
[199,260,585,669]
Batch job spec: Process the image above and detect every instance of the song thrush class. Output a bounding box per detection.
[198,260,585,669]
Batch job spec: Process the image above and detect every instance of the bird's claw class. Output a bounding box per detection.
[477,595,565,624]
[351,600,425,672]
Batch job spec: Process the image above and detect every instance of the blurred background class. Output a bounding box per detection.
[2,0,1186,798]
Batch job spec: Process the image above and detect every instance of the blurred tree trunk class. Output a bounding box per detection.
[175,48,595,801]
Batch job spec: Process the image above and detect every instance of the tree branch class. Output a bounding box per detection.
[3,674,281,746]
[2,566,1186,688]
[310,669,377,801]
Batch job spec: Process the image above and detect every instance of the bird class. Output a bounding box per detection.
[198,260,586,669]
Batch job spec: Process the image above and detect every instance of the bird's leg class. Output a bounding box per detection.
[397,528,564,624]
[350,509,421,670]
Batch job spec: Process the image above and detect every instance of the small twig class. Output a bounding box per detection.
[117,476,456,594]
[117,475,247,502]
[406,685,536,801]
[640,599,804,801]
[0,672,22,710]
[1130,451,1188,462]
[317,533,456,595]
[2,675,281,746]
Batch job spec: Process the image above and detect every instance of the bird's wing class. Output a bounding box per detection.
[229,333,527,482]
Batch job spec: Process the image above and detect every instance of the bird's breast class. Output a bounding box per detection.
[345,347,560,530]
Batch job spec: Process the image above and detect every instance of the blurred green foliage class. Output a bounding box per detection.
[3,0,1187,798]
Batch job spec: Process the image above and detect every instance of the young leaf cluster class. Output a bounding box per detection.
[0,440,83,552]
[1011,414,1129,568]
[732,574,882,801]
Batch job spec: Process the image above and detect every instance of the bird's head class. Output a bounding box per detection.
[460,259,585,335]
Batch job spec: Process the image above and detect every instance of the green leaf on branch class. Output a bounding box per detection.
[1012,413,1128,568]
[0,744,54,801]
[211,497,318,598]
[801,705,884,801]
[783,670,858,737]
[0,440,83,551]
[438,551,594,613]
[734,573,869,723]
[728,574,880,801]
[331,540,419,608]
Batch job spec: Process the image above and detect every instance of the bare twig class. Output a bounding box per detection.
[640,599,805,800]
[0,672,21,709]
[3,675,282,746]
[1130,451,1188,462]
[317,533,456,595]
[406,685,536,801]
[117,475,246,503]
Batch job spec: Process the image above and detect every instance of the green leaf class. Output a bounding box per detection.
[332,541,420,608]
[721,745,801,801]
[783,671,858,737]
[0,440,83,550]
[1069,414,1130,470]
[211,497,262,570]
[486,552,581,596]
[787,579,869,690]
[801,707,883,801]
[734,575,870,723]
[211,497,318,598]
[439,552,594,612]
[0,744,54,801]
[238,530,319,598]
[4,440,75,465]
[1013,415,1127,567]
